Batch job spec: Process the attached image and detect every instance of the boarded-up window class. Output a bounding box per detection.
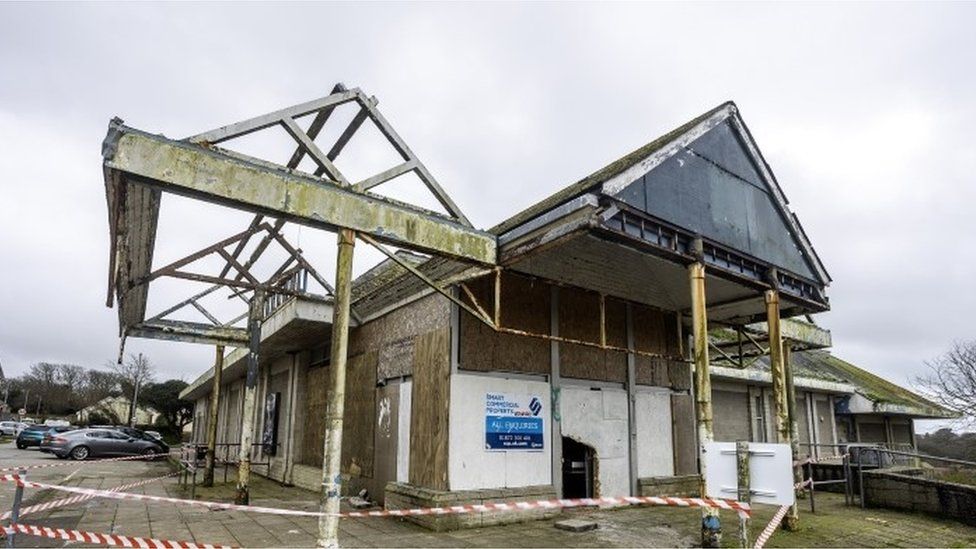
[560,289,626,383]
[459,273,550,375]
[713,390,750,442]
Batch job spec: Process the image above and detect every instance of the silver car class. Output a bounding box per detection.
[40,428,167,460]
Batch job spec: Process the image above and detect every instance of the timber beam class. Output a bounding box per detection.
[102,122,497,265]
[127,320,248,347]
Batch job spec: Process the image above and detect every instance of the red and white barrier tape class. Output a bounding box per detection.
[753,504,790,549]
[3,523,234,549]
[794,478,812,490]
[1,471,179,521]
[793,452,851,467]
[0,475,750,519]
[0,451,177,473]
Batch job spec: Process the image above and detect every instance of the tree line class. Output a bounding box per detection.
[1,353,193,436]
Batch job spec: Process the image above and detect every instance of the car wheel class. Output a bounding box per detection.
[16,442,27,450]
[141,447,158,460]
[70,446,90,461]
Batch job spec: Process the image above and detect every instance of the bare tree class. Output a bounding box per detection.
[915,341,975,428]
[110,353,155,427]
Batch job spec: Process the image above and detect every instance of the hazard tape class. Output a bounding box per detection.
[0,476,750,519]
[753,504,790,549]
[794,478,813,490]
[0,450,178,473]
[3,523,234,549]
[0,471,179,521]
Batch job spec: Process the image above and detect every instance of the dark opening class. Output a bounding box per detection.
[562,437,595,499]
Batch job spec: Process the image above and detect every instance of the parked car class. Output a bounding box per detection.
[16,425,74,449]
[90,426,170,454]
[41,428,168,460]
[0,421,27,437]
[35,426,79,452]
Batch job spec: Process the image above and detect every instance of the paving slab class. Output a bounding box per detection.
[554,518,599,532]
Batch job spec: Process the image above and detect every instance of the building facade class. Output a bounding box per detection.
[180,101,951,529]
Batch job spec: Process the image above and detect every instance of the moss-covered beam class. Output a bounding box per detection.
[103,122,496,265]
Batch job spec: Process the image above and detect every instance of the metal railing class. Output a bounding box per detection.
[263,268,309,319]
[181,442,277,486]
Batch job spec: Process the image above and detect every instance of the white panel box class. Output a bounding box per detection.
[703,442,795,506]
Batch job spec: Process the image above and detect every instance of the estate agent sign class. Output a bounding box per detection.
[484,392,545,451]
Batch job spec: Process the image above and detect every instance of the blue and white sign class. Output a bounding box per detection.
[485,392,545,451]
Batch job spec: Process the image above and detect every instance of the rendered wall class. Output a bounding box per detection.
[447,374,551,491]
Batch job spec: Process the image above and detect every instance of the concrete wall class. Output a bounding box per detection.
[560,384,629,497]
[448,374,551,491]
[864,468,976,526]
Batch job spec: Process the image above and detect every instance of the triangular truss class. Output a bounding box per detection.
[126,221,339,349]
[188,82,471,226]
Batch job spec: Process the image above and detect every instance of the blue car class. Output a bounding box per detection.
[17,425,75,450]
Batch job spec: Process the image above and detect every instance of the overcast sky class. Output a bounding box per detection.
[1,3,974,429]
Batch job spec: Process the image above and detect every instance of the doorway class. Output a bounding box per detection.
[562,437,595,498]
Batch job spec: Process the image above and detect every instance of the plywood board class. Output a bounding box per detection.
[671,393,698,476]
[409,327,451,489]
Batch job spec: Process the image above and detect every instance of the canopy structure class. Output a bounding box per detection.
[103,84,496,348]
[494,102,830,326]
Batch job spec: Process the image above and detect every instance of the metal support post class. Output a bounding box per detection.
[550,286,563,498]
[235,290,265,505]
[765,290,796,531]
[626,303,638,496]
[806,461,815,513]
[690,262,720,547]
[736,442,750,549]
[783,344,802,526]
[6,469,25,548]
[203,345,225,487]
[318,229,355,548]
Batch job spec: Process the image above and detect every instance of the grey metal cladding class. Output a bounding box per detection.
[611,121,817,280]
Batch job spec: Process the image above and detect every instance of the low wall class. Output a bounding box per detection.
[384,482,559,531]
[639,474,700,497]
[863,468,976,526]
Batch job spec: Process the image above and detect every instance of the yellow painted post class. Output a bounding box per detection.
[203,345,224,487]
[784,344,802,528]
[765,289,798,531]
[690,262,721,547]
[318,229,355,548]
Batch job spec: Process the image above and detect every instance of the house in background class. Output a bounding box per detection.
[75,395,159,427]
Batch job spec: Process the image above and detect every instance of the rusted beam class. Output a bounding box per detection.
[104,124,496,265]
[357,233,495,329]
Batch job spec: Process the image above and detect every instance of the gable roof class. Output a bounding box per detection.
[491,102,830,286]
